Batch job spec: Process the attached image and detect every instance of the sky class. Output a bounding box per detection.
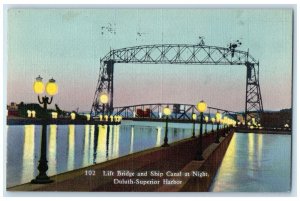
[6,8,293,112]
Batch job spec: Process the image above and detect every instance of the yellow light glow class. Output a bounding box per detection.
[27,110,32,118]
[86,114,90,121]
[33,79,44,94]
[216,112,222,122]
[192,113,197,120]
[71,112,76,120]
[104,115,108,121]
[204,116,209,122]
[31,110,36,118]
[163,107,172,116]
[196,100,207,113]
[46,79,58,96]
[99,92,109,104]
[211,117,215,123]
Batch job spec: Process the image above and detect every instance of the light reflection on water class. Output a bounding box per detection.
[210,133,291,192]
[7,121,215,187]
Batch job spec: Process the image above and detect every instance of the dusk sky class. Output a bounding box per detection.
[7,8,292,112]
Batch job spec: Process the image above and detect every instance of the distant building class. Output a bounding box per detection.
[260,109,292,128]
[7,102,19,116]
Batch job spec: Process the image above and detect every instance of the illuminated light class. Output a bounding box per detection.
[99,92,109,104]
[31,110,36,118]
[27,110,32,118]
[110,115,114,122]
[284,124,289,128]
[192,113,197,120]
[204,116,209,122]
[86,114,90,121]
[250,125,254,129]
[196,100,207,113]
[33,75,45,94]
[104,115,108,121]
[99,114,103,121]
[216,111,222,123]
[211,117,215,123]
[248,122,251,126]
[163,107,172,116]
[71,112,76,120]
[114,116,118,122]
[52,112,58,119]
[45,78,58,96]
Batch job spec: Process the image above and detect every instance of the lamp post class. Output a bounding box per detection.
[204,116,209,134]
[99,92,109,116]
[162,106,171,147]
[211,117,215,132]
[191,113,197,138]
[215,111,222,143]
[31,75,58,184]
[195,100,207,161]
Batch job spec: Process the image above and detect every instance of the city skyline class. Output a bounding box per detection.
[7,8,293,112]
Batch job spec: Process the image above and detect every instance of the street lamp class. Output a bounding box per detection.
[204,116,209,134]
[162,106,171,147]
[215,111,222,143]
[191,113,197,138]
[31,75,57,184]
[195,100,207,161]
[99,92,109,116]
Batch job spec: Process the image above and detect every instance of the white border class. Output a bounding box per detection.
[1,1,299,200]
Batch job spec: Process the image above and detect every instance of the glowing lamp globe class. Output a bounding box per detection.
[211,117,215,123]
[71,112,76,120]
[99,92,109,104]
[204,116,209,122]
[46,78,58,96]
[192,113,197,120]
[163,107,171,116]
[196,100,207,113]
[216,111,222,123]
[33,76,45,94]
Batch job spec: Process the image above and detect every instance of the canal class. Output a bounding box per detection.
[6,121,217,188]
[209,132,291,192]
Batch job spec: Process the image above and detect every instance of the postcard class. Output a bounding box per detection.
[5,7,293,193]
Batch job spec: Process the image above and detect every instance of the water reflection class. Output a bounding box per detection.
[130,126,134,153]
[48,125,57,175]
[21,125,35,184]
[156,127,162,146]
[8,121,210,187]
[112,125,120,159]
[82,125,90,166]
[210,133,291,192]
[67,125,75,170]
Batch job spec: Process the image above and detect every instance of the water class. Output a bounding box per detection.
[209,133,291,192]
[6,121,217,188]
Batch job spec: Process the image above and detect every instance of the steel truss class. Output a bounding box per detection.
[91,44,263,123]
[113,103,237,121]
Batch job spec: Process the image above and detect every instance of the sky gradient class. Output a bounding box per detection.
[7,8,293,112]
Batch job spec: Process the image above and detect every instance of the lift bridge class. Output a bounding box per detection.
[91,43,263,123]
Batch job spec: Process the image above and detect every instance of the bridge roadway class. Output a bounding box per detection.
[8,128,234,192]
